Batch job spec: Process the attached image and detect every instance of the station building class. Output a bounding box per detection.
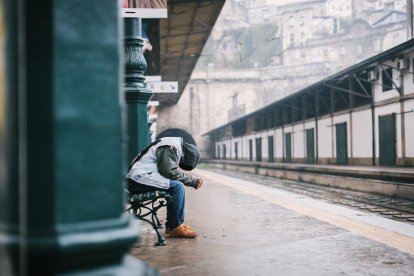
[206,39,414,167]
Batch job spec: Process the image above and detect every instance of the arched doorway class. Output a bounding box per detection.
[157,128,197,146]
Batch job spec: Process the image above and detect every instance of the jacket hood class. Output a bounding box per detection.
[179,142,200,171]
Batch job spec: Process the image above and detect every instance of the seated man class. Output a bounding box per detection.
[127,137,203,238]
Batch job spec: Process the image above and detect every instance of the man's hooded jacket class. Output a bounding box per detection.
[127,137,200,189]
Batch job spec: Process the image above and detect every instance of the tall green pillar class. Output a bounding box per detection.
[124,17,154,162]
[0,0,156,274]
[0,0,19,274]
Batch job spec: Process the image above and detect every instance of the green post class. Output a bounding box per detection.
[0,0,19,274]
[0,0,156,274]
[124,17,154,162]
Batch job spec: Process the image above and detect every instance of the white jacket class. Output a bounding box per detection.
[127,137,183,189]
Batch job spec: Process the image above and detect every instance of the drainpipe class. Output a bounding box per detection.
[400,64,406,165]
[371,87,377,166]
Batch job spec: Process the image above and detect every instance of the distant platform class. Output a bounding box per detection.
[204,159,414,200]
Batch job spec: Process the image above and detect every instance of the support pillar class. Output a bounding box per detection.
[0,0,156,274]
[0,0,19,274]
[124,17,154,162]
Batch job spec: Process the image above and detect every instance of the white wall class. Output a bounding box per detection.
[352,109,373,158]
[225,140,231,159]
[214,100,411,163]
[275,128,283,159]
[404,99,414,158]
[293,123,305,158]
[243,136,248,160]
[317,117,333,158]
[304,121,316,130]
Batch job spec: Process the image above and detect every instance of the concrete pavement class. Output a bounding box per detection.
[130,169,414,276]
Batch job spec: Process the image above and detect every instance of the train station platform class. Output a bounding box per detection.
[130,169,414,276]
[205,160,414,200]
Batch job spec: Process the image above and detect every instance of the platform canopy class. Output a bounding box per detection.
[154,0,225,105]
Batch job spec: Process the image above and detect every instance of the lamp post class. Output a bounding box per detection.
[124,16,154,162]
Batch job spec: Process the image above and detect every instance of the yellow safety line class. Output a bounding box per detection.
[195,169,414,255]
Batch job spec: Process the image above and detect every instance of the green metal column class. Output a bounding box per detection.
[0,0,19,274]
[0,0,156,274]
[124,17,154,162]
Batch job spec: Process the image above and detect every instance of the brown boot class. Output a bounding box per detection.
[166,224,194,235]
[182,224,195,232]
[168,224,197,238]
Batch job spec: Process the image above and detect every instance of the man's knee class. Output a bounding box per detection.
[169,180,185,193]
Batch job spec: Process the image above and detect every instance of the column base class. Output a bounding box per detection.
[62,255,158,276]
[23,216,141,274]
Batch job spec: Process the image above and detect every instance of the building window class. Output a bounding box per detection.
[223,144,227,160]
[289,33,295,47]
[382,67,393,92]
[217,145,221,159]
[255,138,262,161]
[289,15,294,27]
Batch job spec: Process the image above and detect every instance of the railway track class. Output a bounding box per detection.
[207,168,414,224]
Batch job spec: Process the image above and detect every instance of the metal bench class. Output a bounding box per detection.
[126,184,171,246]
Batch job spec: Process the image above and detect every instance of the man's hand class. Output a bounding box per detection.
[195,177,203,189]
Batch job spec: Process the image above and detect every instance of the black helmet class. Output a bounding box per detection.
[179,142,200,171]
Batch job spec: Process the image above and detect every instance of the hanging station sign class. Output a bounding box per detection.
[146,81,178,93]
